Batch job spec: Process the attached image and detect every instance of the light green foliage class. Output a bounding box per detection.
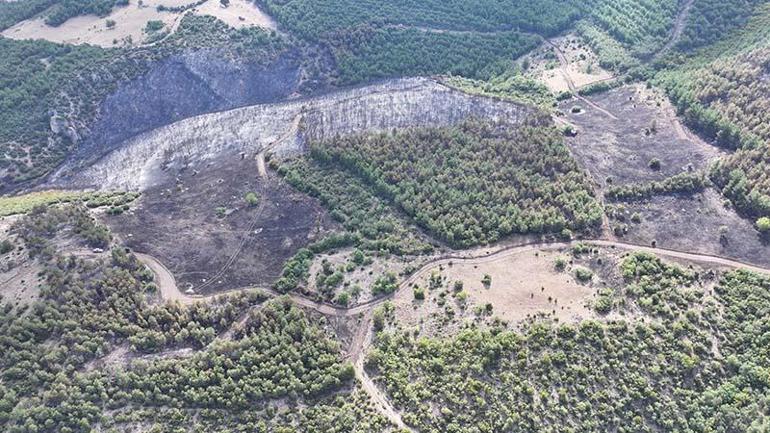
[575,20,637,70]
[573,266,593,282]
[244,191,259,207]
[756,216,770,233]
[0,190,109,216]
[572,0,679,58]
[554,257,567,271]
[372,272,398,296]
[605,172,707,202]
[443,71,555,108]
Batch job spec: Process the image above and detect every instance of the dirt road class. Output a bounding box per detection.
[135,238,770,432]
[655,0,695,60]
[546,40,618,120]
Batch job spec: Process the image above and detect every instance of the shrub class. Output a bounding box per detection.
[756,217,770,233]
[145,20,164,33]
[574,267,593,282]
[554,257,567,271]
[453,280,464,292]
[481,274,492,288]
[244,192,259,207]
[648,158,661,171]
[372,272,398,296]
[0,239,13,255]
[594,295,612,314]
[335,291,350,306]
[413,287,425,300]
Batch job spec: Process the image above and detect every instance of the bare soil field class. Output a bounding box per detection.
[560,85,725,189]
[103,153,338,295]
[391,246,604,337]
[1,0,276,47]
[618,188,770,267]
[525,34,613,93]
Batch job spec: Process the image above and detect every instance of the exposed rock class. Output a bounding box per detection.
[65,48,303,170]
[53,78,544,191]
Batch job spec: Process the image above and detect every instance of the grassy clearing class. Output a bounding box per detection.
[0,190,139,216]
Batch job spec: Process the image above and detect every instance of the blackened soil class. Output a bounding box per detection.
[105,153,338,294]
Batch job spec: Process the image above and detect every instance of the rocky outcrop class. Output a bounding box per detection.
[66,49,302,169]
[54,78,544,191]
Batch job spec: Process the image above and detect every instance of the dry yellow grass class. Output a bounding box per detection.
[0,190,88,217]
[1,0,276,47]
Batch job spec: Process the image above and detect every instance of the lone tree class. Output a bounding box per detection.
[756,217,770,233]
[244,192,259,207]
[220,0,230,7]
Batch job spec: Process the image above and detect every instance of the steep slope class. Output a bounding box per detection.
[53,78,542,191]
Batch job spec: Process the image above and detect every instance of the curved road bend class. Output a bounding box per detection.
[135,239,770,432]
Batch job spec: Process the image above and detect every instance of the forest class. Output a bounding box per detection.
[255,0,580,39]
[330,26,540,85]
[0,203,394,432]
[367,253,770,433]
[309,120,604,247]
[654,3,770,219]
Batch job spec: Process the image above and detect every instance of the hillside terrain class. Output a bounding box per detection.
[1,0,770,432]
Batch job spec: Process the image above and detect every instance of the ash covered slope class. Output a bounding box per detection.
[54,78,543,191]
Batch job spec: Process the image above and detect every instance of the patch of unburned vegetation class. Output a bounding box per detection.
[0,190,138,217]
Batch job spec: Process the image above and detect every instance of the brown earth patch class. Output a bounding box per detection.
[560,85,725,189]
[103,152,338,295]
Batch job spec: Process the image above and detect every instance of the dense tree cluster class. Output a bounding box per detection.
[45,0,128,26]
[368,255,770,433]
[676,0,765,50]
[277,157,433,255]
[0,0,56,31]
[256,0,580,40]
[310,120,603,247]
[331,26,540,85]
[604,172,707,202]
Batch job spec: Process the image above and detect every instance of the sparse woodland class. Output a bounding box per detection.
[367,253,770,433]
[0,205,389,432]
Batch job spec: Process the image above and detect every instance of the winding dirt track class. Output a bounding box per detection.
[545,40,619,120]
[655,0,695,60]
[136,238,770,432]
